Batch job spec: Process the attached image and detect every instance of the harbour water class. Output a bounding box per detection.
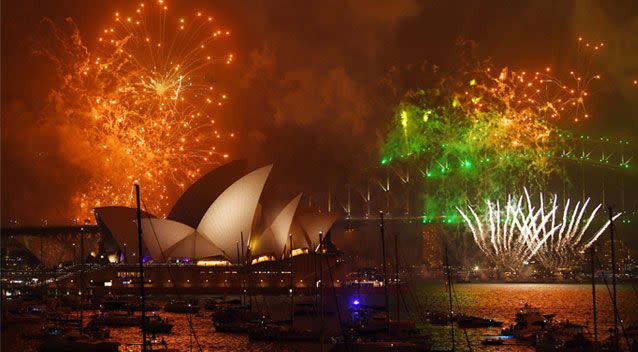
[3,283,637,351]
[414,282,638,351]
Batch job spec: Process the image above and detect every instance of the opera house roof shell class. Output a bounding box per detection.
[250,193,302,258]
[168,160,247,229]
[196,164,272,261]
[94,206,156,262]
[93,161,340,264]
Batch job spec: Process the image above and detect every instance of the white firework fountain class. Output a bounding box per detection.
[456,188,621,272]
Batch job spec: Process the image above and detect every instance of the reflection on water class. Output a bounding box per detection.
[2,283,637,351]
[412,283,638,351]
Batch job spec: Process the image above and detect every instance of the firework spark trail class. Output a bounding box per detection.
[41,1,235,219]
[463,38,603,126]
[381,39,605,220]
[457,188,621,272]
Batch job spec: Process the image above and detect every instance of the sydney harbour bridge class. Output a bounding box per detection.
[313,134,636,222]
[1,134,635,238]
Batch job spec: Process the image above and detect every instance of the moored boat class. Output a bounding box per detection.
[534,321,595,351]
[39,334,119,352]
[203,296,232,310]
[164,299,199,313]
[22,326,67,340]
[481,336,506,346]
[330,335,432,352]
[456,315,503,328]
[147,315,174,334]
[248,322,321,341]
[501,303,550,339]
[211,305,268,333]
[89,311,140,327]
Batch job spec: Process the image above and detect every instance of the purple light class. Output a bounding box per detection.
[352,298,360,306]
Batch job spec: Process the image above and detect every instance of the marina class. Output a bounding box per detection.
[2,283,638,351]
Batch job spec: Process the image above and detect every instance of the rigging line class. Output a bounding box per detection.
[449,223,472,350]
[141,198,203,352]
[450,280,463,316]
[388,239,419,324]
[141,200,202,352]
[399,289,416,323]
[322,249,349,352]
[395,263,423,324]
[450,279,473,352]
[395,236,430,325]
[411,288,430,325]
[401,258,428,324]
[408,277,431,324]
[390,242,419,324]
[594,252,630,349]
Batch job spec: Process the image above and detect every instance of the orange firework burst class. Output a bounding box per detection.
[42,1,234,219]
[449,38,603,152]
[459,38,603,124]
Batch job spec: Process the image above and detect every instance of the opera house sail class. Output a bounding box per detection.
[196,165,273,262]
[85,161,341,282]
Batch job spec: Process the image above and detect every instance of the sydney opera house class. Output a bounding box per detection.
[9,160,346,295]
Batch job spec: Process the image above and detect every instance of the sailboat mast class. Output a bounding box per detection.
[241,232,249,307]
[314,234,319,308]
[319,232,324,351]
[79,227,84,335]
[379,211,390,333]
[445,244,455,351]
[135,183,147,352]
[590,246,598,344]
[289,234,294,327]
[608,207,619,351]
[236,242,243,305]
[240,232,245,266]
[394,232,400,323]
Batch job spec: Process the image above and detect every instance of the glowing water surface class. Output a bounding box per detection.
[3,283,637,351]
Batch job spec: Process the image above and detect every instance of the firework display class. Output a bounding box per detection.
[40,1,234,218]
[457,189,621,272]
[381,40,603,220]
[458,38,602,124]
[377,40,630,271]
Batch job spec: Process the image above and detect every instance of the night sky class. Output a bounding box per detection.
[2,0,637,231]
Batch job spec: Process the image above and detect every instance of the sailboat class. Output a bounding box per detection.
[331,212,432,351]
[163,299,199,314]
[40,218,119,351]
[248,233,322,341]
[88,183,175,351]
[133,183,179,351]
[209,237,272,334]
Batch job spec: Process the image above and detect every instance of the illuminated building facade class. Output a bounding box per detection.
[421,224,443,274]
